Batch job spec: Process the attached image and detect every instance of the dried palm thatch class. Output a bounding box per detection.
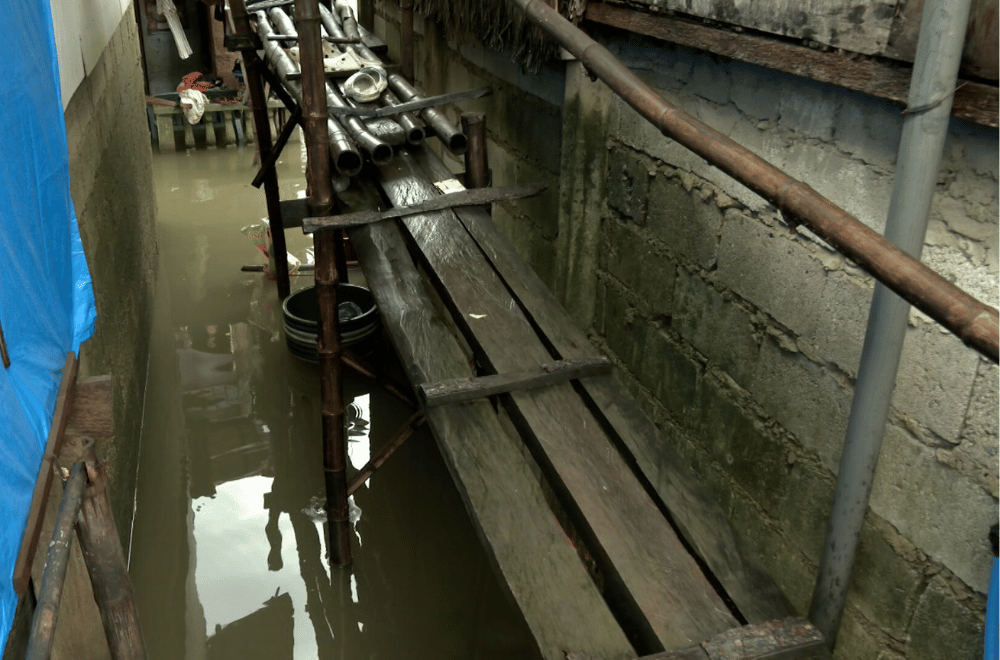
[408,0,587,72]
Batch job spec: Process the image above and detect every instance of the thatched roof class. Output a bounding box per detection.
[414,0,586,71]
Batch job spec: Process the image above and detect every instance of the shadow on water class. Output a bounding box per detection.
[129,139,541,659]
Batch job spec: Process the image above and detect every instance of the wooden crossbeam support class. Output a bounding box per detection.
[303,184,547,233]
[252,107,303,189]
[327,87,491,119]
[420,357,613,408]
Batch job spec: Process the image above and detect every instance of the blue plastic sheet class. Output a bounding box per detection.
[0,0,97,648]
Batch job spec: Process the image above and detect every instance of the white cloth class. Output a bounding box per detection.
[178,88,208,125]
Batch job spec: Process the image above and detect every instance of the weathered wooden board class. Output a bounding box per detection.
[420,357,612,407]
[585,3,998,128]
[379,154,737,652]
[64,375,114,439]
[411,147,791,625]
[347,219,634,660]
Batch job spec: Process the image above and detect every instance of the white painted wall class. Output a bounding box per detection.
[49,0,130,108]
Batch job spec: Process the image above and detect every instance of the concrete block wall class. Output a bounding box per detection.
[65,5,158,542]
[581,35,997,660]
[372,5,997,657]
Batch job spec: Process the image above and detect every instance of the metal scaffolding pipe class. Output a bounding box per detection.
[295,0,353,568]
[506,0,999,362]
[254,11,363,176]
[25,461,88,660]
[809,0,974,647]
[382,90,426,146]
[387,74,467,154]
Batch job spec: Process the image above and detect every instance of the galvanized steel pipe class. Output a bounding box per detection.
[387,74,468,154]
[809,0,975,647]
[507,0,999,362]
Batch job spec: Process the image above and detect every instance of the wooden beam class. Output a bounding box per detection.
[303,184,547,232]
[421,357,613,407]
[584,3,998,128]
[64,376,114,439]
[13,353,77,596]
[412,147,792,624]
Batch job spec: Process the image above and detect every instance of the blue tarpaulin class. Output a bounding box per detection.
[0,0,97,648]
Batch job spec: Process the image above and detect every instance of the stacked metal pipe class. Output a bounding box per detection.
[251,0,465,174]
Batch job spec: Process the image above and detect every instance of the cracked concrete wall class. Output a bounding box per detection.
[581,33,998,660]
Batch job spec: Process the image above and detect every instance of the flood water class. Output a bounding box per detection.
[129,136,540,659]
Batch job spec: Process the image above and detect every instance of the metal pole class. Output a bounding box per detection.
[400,0,414,81]
[232,0,292,300]
[809,0,973,647]
[25,461,89,660]
[75,439,147,659]
[505,0,998,362]
[296,0,352,568]
[461,112,489,190]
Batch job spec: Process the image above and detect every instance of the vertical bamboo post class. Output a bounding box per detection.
[357,0,374,31]
[25,461,89,660]
[296,0,352,567]
[400,0,414,81]
[231,0,291,300]
[461,112,489,190]
[75,439,147,660]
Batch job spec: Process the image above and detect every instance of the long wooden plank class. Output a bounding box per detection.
[378,154,737,652]
[13,353,77,596]
[347,218,634,660]
[64,376,114,439]
[421,357,612,407]
[412,147,791,624]
[303,184,546,232]
[584,3,998,128]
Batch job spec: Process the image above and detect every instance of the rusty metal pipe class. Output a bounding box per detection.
[400,0,415,81]
[296,0,352,568]
[233,0,292,299]
[461,112,489,189]
[25,461,88,660]
[75,439,147,659]
[387,74,468,154]
[254,11,363,176]
[507,0,999,362]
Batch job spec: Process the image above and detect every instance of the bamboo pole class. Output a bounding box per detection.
[296,0,352,568]
[461,112,489,190]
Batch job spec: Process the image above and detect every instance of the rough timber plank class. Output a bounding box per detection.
[347,219,634,660]
[411,147,791,624]
[378,154,737,653]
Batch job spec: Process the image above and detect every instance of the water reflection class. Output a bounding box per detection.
[130,144,542,659]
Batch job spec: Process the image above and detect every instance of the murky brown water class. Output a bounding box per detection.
[129,137,540,659]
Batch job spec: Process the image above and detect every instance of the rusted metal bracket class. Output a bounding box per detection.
[327,87,491,119]
[420,357,613,408]
[302,183,546,233]
[251,107,303,189]
[13,355,115,596]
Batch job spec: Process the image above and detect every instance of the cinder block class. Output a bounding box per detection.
[640,327,699,421]
[849,520,924,639]
[777,461,834,564]
[871,423,998,593]
[958,360,999,489]
[695,375,788,514]
[905,578,985,660]
[603,283,647,376]
[606,147,650,224]
[778,83,837,141]
[689,55,732,106]
[750,336,853,473]
[894,324,980,442]
[605,222,676,316]
[647,170,723,269]
[673,269,759,389]
[831,613,885,660]
[730,66,780,121]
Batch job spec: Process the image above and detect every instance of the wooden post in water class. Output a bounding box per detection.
[296,0,352,567]
[75,439,147,660]
[461,112,489,190]
[231,0,292,300]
